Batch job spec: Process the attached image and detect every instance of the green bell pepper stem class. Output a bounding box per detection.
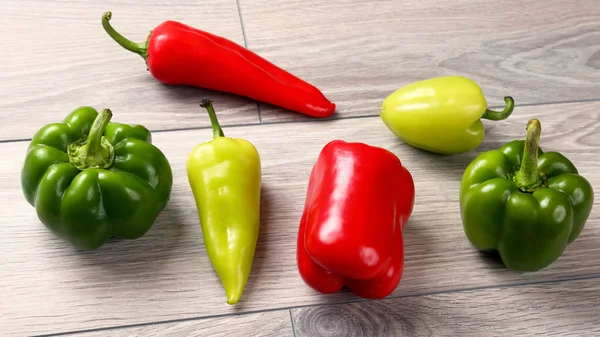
[67,109,115,170]
[200,99,225,139]
[514,119,544,192]
[481,96,515,121]
[101,11,148,61]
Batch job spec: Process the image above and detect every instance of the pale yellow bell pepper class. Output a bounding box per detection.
[380,76,514,155]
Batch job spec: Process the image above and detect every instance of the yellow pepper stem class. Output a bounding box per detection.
[200,99,225,139]
[481,96,515,121]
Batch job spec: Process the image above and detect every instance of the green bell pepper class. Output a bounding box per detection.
[460,119,594,271]
[21,106,173,250]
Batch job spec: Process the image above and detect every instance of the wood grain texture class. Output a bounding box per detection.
[291,278,600,337]
[1,101,599,336]
[0,0,259,142]
[72,311,294,337]
[238,0,600,122]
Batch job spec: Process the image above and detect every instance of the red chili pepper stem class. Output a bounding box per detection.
[199,99,225,139]
[481,96,515,121]
[101,11,149,62]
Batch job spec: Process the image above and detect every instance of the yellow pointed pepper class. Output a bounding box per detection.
[186,99,262,305]
[380,76,515,154]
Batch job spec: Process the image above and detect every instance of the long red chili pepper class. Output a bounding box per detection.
[101,12,336,118]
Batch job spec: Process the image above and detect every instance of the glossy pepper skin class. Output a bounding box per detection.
[380,76,515,155]
[296,140,415,299]
[101,12,336,118]
[460,119,594,272]
[186,99,261,305]
[21,107,173,250]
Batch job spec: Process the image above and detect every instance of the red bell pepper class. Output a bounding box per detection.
[101,12,336,118]
[296,140,415,299]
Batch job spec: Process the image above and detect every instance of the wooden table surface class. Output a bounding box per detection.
[2,0,599,336]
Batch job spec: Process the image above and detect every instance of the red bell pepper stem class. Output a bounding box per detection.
[101,12,336,118]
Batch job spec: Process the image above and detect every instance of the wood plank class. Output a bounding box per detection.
[71,311,294,337]
[0,0,259,142]
[238,0,600,122]
[1,101,599,336]
[291,278,600,337]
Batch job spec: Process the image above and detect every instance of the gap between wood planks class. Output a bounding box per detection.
[33,272,600,337]
[2,97,600,146]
